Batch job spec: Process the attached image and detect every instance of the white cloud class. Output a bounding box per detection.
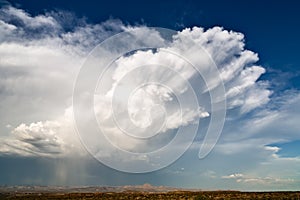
[0,5,299,189]
[1,121,63,156]
[173,27,271,113]
[0,107,84,157]
[1,6,58,28]
[0,19,16,42]
[0,15,268,156]
[222,173,294,185]
[0,6,297,177]
[222,173,244,179]
[89,25,271,151]
[0,6,123,140]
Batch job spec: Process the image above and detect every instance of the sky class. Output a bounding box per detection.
[0,0,300,191]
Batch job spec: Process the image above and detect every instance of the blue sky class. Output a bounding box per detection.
[0,0,300,191]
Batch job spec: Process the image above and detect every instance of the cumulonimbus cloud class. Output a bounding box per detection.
[0,6,272,159]
[1,5,300,188]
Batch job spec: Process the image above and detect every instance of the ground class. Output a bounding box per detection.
[1,191,300,200]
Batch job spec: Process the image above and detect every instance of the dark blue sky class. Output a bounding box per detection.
[5,0,300,89]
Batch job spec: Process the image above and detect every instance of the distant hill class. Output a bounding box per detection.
[0,184,184,193]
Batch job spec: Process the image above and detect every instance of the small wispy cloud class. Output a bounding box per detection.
[222,173,294,185]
